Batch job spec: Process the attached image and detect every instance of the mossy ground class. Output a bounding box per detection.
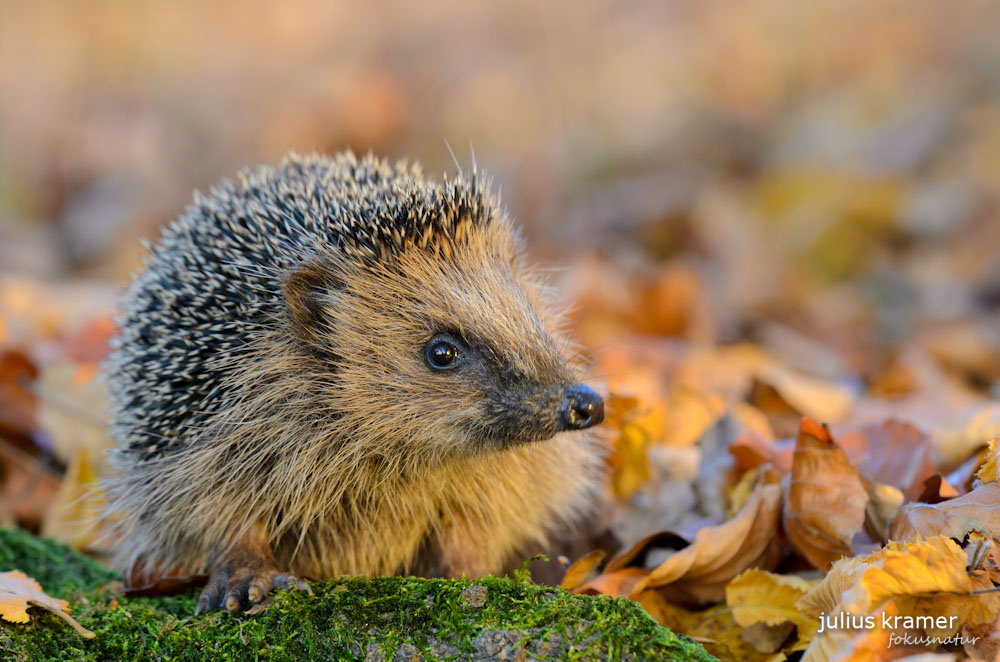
[0,529,715,661]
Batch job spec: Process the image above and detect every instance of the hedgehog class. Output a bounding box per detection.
[104,151,605,613]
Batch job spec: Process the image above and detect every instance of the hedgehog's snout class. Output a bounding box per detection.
[558,384,604,431]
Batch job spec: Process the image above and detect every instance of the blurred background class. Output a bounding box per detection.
[2,0,1000,560]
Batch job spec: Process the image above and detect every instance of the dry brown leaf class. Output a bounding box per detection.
[814,602,946,661]
[915,475,959,504]
[728,466,760,518]
[945,449,986,496]
[0,571,94,638]
[784,418,869,570]
[962,612,1000,662]
[0,349,38,434]
[731,434,795,475]
[755,363,855,425]
[629,473,783,606]
[662,388,727,448]
[602,531,690,575]
[933,403,1000,471]
[839,420,937,502]
[889,482,1000,542]
[559,549,606,591]
[966,532,1000,584]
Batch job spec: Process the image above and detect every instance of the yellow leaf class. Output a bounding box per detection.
[799,536,994,654]
[0,571,94,638]
[41,447,107,551]
[611,421,651,498]
[728,467,759,518]
[662,388,726,448]
[728,569,819,629]
[847,538,970,618]
[974,437,999,484]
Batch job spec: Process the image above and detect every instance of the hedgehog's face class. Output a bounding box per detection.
[283,221,604,457]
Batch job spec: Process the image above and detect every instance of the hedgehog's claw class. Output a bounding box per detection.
[195,563,311,614]
[193,524,310,615]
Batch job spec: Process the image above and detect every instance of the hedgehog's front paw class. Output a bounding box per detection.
[194,525,312,614]
[195,563,312,614]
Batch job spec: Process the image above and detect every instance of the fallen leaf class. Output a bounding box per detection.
[962,612,1000,662]
[799,537,994,648]
[694,414,739,519]
[838,420,937,502]
[60,313,116,364]
[889,482,1000,542]
[933,403,1000,471]
[863,478,905,544]
[0,570,93,638]
[560,549,606,590]
[915,475,959,504]
[636,262,711,340]
[602,531,690,574]
[0,349,38,434]
[574,566,649,598]
[731,434,794,474]
[610,420,653,498]
[742,621,796,655]
[640,591,778,662]
[727,569,819,654]
[846,538,993,636]
[755,363,855,425]
[41,447,106,551]
[784,418,869,570]
[630,472,783,606]
[974,437,999,484]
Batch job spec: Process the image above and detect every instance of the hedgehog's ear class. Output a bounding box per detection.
[281,259,344,343]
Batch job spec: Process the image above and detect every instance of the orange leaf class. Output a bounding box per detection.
[559,549,606,591]
[574,567,650,598]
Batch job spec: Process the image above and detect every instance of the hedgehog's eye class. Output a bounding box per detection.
[425,337,460,371]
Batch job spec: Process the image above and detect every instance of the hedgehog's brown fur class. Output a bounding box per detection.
[105,151,602,611]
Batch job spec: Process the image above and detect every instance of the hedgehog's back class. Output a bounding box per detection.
[108,153,400,462]
[107,151,496,463]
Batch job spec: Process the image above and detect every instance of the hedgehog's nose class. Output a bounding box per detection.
[560,384,604,431]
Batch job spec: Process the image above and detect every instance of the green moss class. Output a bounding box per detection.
[0,529,119,596]
[0,530,716,661]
